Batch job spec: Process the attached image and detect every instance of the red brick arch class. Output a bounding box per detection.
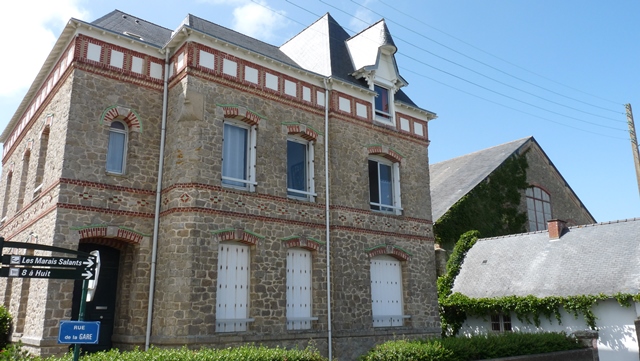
[366,244,412,261]
[217,104,266,126]
[101,105,142,133]
[212,228,264,246]
[367,145,403,163]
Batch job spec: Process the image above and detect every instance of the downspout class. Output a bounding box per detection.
[146,48,170,350]
[323,78,332,360]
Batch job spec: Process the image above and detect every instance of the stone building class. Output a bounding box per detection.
[429,137,595,267]
[0,10,439,360]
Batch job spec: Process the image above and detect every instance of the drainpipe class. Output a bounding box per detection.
[146,48,170,350]
[323,78,332,360]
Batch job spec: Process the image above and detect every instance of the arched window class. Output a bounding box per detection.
[1,172,12,220]
[526,186,552,231]
[286,248,312,330]
[370,255,404,327]
[106,121,127,174]
[216,242,251,332]
[16,151,30,210]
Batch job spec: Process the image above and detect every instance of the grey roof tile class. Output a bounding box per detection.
[452,218,640,298]
[92,10,172,47]
[429,137,531,221]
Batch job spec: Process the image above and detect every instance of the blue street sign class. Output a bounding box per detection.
[58,321,100,344]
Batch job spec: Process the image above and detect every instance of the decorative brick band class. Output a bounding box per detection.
[283,122,321,142]
[101,105,142,133]
[212,228,265,246]
[366,244,412,261]
[281,236,325,251]
[72,225,147,244]
[367,144,404,163]
[217,104,265,126]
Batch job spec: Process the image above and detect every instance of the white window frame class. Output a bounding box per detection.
[373,82,394,125]
[222,120,257,192]
[490,313,512,332]
[106,120,128,174]
[526,186,552,231]
[286,248,317,330]
[216,242,253,332]
[368,156,402,215]
[286,137,315,201]
[370,255,406,327]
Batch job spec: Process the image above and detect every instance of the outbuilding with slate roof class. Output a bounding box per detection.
[452,218,640,361]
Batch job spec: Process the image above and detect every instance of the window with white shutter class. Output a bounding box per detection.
[286,248,313,330]
[216,243,250,332]
[370,255,404,327]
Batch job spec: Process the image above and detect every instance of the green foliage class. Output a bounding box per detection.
[0,341,33,361]
[428,332,584,361]
[37,345,327,361]
[0,306,11,350]
[437,230,640,337]
[434,154,529,251]
[437,230,479,336]
[359,340,455,361]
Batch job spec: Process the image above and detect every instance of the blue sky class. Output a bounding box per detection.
[1,0,639,222]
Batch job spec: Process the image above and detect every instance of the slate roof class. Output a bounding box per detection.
[429,137,531,221]
[451,218,640,298]
[92,10,173,47]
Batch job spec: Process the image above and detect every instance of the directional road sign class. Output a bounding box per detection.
[58,321,100,344]
[2,255,96,270]
[0,267,95,280]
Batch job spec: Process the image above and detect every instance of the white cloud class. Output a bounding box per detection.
[200,0,288,42]
[232,1,288,41]
[0,0,87,97]
[349,0,376,32]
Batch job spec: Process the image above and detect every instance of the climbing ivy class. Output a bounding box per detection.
[438,231,639,337]
[434,154,529,252]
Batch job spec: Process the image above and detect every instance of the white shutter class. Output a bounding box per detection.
[287,249,312,330]
[216,243,249,332]
[371,255,403,327]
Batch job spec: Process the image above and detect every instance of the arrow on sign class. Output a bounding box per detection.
[82,270,93,279]
[82,258,95,268]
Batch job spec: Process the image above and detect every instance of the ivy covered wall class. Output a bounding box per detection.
[433,154,529,251]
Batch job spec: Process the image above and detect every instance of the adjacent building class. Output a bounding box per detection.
[452,218,640,361]
[0,9,439,360]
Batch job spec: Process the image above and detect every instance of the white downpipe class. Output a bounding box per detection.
[145,48,170,350]
[323,78,332,360]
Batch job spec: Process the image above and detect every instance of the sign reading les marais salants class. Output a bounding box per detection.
[0,238,96,280]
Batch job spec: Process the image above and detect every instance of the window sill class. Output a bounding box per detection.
[106,171,128,178]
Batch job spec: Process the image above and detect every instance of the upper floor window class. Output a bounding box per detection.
[368,157,401,214]
[491,313,512,332]
[222,121,256,191]
[287,138,315,201]
[106,121,127,174]
[1,172,12,221]
[374,84,391,122]
[370,255,404,327]
[526,186,551,231]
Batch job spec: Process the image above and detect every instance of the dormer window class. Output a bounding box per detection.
[374,85,391,121]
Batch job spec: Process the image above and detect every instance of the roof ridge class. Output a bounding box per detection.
[431,136,532,166]
[96,9,174,32]
[187,13,281,49]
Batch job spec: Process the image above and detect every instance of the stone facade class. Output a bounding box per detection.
[0,12,439,360]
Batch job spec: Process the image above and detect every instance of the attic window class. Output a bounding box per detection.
[124,32,144,41]
[373,84,394,125]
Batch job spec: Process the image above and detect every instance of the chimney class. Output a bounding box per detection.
[548,219,567,239]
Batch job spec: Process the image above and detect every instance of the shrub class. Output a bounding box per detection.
[0,305,11,350]
[359,340,455,361]
[38,345,327,361]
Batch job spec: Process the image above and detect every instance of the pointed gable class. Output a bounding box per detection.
[345,20,407,88]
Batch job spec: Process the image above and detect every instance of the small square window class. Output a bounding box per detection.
[491,313,512,332]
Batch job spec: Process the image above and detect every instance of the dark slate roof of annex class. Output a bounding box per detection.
[92,10,173,47]
[429,137,531,221]
[451,218,640,298]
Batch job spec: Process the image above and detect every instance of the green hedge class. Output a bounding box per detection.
[360,332,585,361]
[35,345,327,361]
[0,305,11,350]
